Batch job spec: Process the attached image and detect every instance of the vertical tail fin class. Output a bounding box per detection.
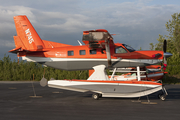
[13,15,45,50]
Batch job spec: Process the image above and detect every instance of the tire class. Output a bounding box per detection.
[159,94,166,101]
[92,93,99,100]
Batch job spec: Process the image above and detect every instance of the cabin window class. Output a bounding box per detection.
[90,50,96,54]
[68,51,74,56]
[79,50,86,55]
[115,47,127,53]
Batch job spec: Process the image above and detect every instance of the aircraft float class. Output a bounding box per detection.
[9,15,172,100]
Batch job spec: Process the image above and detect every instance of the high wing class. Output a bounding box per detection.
[82,29,115,67]
[82,29,114,49]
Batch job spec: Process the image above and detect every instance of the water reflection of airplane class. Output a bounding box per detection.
[9,15,172,100]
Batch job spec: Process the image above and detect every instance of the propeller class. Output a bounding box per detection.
[162,39,172,71]
[163,40,167,71]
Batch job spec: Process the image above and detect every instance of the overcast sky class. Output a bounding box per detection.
[0,0,180,60]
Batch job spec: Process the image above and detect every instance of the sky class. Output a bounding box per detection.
[0,0,180,60]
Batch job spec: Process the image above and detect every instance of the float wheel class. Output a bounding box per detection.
[159,94,166,101]
[92,93,99,100]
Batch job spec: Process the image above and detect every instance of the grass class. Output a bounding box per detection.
[162,74,180,84]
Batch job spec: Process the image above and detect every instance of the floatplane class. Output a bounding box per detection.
[9,15,172,100]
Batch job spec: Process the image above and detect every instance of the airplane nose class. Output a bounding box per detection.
[164,52,173,58]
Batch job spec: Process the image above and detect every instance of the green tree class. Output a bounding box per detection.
[155,13,180,53]
[150,13,180,76]
[149,43,154,50]
[138,47,142,50]
[0,54,89,81]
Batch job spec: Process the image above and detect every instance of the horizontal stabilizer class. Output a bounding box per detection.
[9,47,48,54]
[9,47,22,53]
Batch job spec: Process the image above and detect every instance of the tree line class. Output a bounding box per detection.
[0,53,179,83]
[150,13,180,77]
[0,55,88,81]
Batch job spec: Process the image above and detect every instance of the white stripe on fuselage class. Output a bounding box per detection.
[22,56,162,64]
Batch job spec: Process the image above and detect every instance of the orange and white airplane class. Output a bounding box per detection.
[9,15,172,71]
[9,15,172,100]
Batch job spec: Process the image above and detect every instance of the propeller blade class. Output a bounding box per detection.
[163,39,167,53]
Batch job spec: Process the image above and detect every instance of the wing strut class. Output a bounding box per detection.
[105,39,112,67]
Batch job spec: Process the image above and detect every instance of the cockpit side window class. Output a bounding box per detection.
[122,44,136,52]
[115,47,127,53]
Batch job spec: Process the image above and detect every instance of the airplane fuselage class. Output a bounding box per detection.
[21,43,164,70]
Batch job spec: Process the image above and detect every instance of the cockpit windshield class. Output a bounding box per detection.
[122,44,136,52]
